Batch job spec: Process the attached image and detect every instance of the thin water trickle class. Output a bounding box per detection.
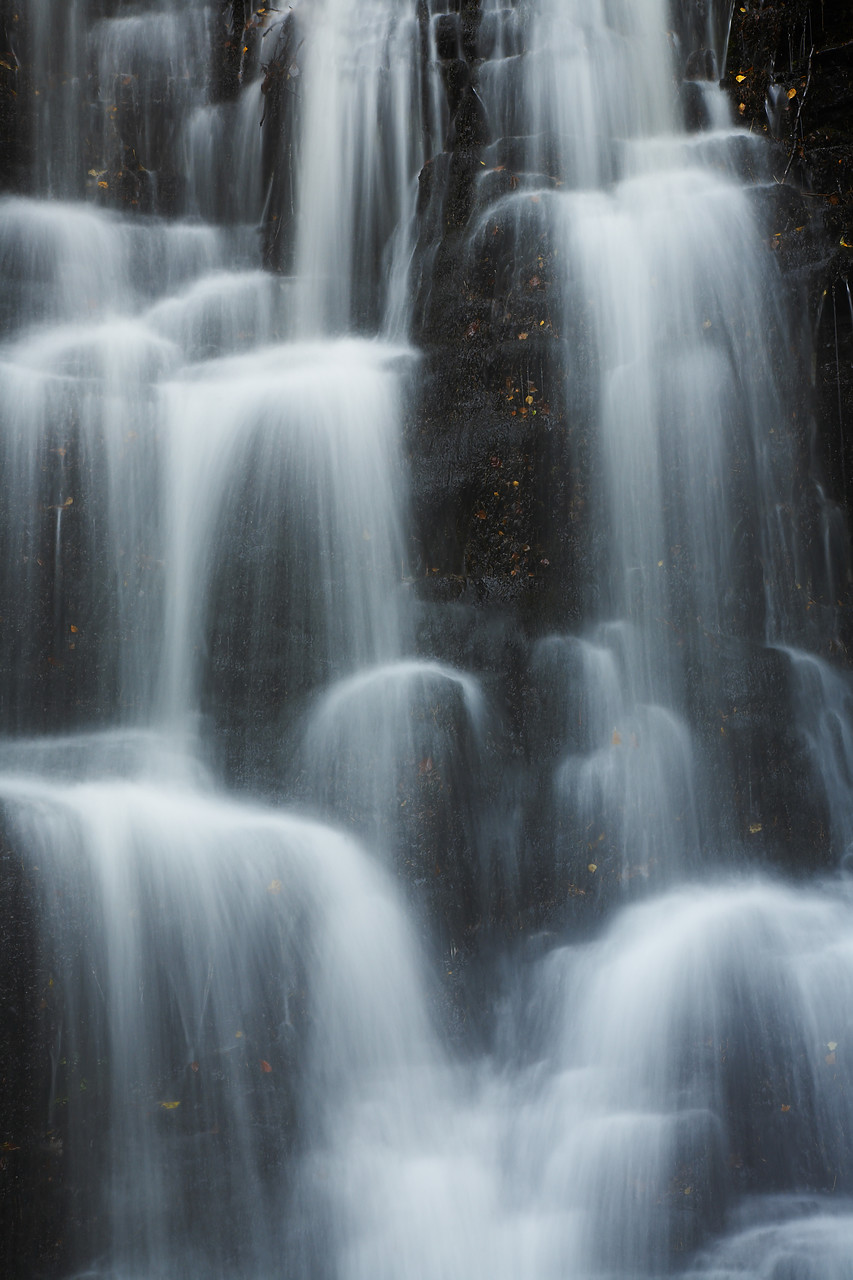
[3,0,853,1277]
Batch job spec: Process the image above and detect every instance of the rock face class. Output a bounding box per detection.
[1,2,853,1277]
[722,2,853,520]
[399,0,852,903]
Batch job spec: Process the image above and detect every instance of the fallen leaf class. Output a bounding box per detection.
[159,1101,181,1110]
[260,1060,272,1073]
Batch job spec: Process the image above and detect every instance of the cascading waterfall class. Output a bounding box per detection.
[3,2,853,1279]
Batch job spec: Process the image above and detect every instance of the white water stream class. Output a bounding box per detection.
[3,2,853,1278]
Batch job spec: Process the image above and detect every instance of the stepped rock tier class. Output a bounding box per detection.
[2,2,853,1278]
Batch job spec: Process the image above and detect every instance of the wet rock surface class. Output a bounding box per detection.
[1,3,853,1275]
[723,2,853,519]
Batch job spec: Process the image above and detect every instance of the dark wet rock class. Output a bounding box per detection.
[449,84,490,151]
[685,48,717,81]
[434,14,461,62]
[681,80,713,132]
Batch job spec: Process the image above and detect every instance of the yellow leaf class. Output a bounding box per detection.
[828,1042,838,1051]
[735,74,746,83]
[749,822,762,834]
[781,1103,791,1112]
[266,879,282,894]
[159,1101,180,1110]
[517,332,529,341]
[588,863,597,874]
[787,87,797,99]
[98,181,108,189]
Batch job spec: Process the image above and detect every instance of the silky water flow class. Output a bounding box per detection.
[3,1,853,1278]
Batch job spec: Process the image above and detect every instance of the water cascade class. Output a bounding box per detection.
[3,1,853,1278]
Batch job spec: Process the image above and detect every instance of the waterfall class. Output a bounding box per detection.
[3,2,853,1279]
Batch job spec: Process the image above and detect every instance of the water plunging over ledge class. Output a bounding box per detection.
[3,2,853,1278]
